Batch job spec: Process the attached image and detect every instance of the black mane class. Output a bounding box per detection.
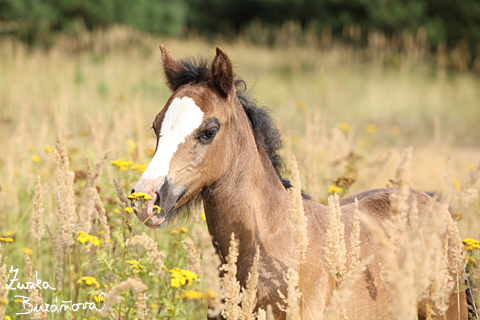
[167,56,309,199]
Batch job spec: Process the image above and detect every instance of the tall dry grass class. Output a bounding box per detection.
[0,26,479,319]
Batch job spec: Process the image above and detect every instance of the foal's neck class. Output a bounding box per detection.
[202,102,293,284]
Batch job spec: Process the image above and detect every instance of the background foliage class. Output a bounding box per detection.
[1,0,480,62]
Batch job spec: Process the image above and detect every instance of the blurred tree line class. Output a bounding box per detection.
[1,0,479,59]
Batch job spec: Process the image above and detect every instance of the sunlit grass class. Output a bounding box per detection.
[0,27,479,319]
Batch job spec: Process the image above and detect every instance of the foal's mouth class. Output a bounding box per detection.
[132,181,187,229]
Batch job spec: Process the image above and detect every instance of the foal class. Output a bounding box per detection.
[132,46,469,319]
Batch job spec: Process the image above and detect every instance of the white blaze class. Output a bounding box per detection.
[139,96,204,182]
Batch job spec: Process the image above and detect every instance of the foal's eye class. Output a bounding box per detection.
[198,128,218,144]
[203,128,217,140]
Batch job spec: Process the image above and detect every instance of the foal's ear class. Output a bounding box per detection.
[211,47,235,98]
[159,45,185,91]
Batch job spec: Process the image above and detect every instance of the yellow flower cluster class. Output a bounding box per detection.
[111,158,147,172]
[127,260,144,273]
[337,122,351,133]
[22,247,32,255]
[169,268,198,288]
[328,185,344,194]
[463,238,480,251]
[176,290,206,300]
[201,212,206,221]
[77,231,101,246]
[176,290,217,300]
[170,226,188,235]
[94,295,105,302]
[0,237,14,242]
[77,276,100,289]
[128,192,152,201]
[365,124,377,134]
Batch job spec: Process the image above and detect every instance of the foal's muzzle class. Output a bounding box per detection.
[131,176,184,228]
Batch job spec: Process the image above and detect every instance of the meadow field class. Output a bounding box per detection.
[0,26,479,319]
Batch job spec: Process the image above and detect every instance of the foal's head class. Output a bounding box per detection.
[132,46,243,228]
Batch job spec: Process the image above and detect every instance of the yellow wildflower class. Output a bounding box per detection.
[201,212,206,221]
[170,230,179,235]
[127,140,136,154]
[150,304,158,308]
[0,298,8,304]
[327,185,344,194]
[365,124,377,134]
[453,179,461,191]
[130,164,148,173]
[76,231,101,246]
[0,237,14,242]
[5,316,11,320]
[337,122,351,132]
[94,295,105,302]
[128,192,152,200]
[153,205,161,213]
[77,276,100,288]
[114,208,120,214]
[42,168,50,176]
[169,268,198,288]
[177,290,206,300]
[356,140,365,148]
[296,101,307,111]
[207,290,217,298]
[31,155,41,163]
[111,159,134,171]
[180,227,188,233]
[467,163,476,171]
[125,207,134,213]
[283,137,290,145]
[127,260,143,270]
[145,147,155,156]
[44,145,53,154]
[391,126,401,135]
[22,247,32,255]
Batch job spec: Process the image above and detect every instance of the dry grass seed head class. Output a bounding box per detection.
[359,213,418,318]
[386,147,412,239]
[326,193,346,283]
[0,254,9,317]
[322,256,373,320]
[132,274,151,320]
[24,251,46,320]
[32,170,45,240]
[348,198,361,269]
[285,268,301,320]
[289,156,309,265]
[220,233,242,320]
[182,236,203,277]
[128,232,166,278]
[52,131,77,249]
[241,246,260,320]
[99,278,147,316]
[45,224,65,288]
